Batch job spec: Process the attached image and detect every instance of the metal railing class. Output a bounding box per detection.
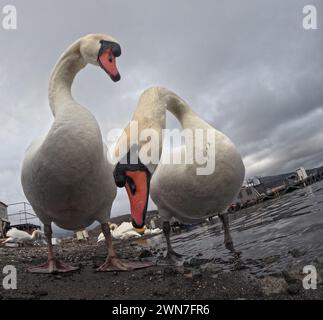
[7,202,40,226]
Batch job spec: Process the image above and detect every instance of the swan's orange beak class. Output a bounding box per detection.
[98,48,120,82]
[124,170,150,229]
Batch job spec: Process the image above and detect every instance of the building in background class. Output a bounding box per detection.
[7,202,41,234]
[75,229,89,242]
[296,167,308,182]
[0,201,10,238]
[230,165,323,213]
[254,173,292,195]
[237,186,262,204]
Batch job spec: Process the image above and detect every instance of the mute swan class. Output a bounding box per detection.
[97,222,162,242]
[21,34,151,273]
[113,87,245,258]
[98,222,141,241]
[1,228,43,245]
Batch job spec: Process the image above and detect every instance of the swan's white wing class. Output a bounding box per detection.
[125,230,141,237]
[97,232,105,242]
[151,228,162,235]
[6,228,31,241]
[115,222,134,234]
[120,231,141,240]
[144,228,162,235]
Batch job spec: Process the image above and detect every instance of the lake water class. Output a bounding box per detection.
[147,180,323,276]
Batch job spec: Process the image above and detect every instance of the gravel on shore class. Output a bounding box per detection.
[0,238,322,300]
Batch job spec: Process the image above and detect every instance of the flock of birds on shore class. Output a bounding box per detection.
[3,33,245,273]
[0,222,161,246]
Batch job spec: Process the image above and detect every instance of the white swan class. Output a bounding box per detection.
[1,228,43,245]
[144,227,162,236]
[97,222,162,242]
[98,222,140,241]
[21,34,151,273]
[113,87,245,257]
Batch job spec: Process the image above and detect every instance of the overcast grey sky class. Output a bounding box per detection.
[0,0,322,218]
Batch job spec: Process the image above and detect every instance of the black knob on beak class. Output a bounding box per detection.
[111,43,121,57]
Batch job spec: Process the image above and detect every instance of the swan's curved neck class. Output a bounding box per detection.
[132,87,201,130]
[30,230,39,240]
[48,40,86,116]
[114,87,207,165]
[158,89,197,129]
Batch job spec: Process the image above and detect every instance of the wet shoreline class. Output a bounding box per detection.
[1,182,323,300]
[0,237,322,300]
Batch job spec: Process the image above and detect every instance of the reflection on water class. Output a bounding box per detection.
[148,181,323,276]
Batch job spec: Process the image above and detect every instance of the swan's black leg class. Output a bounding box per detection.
[218,213,235,252]
[163,221,182,259]
[28,224,78,273]
[97,222,154,272]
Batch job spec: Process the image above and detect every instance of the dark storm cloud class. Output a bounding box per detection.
[0,0,322,215]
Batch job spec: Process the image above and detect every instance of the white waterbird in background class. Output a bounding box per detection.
[1,228,43,245]
[98,222,162,242]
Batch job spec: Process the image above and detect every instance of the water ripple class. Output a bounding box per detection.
[150,181,323,276]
